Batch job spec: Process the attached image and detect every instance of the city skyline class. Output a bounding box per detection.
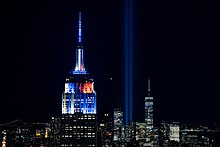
[12,0,220,123]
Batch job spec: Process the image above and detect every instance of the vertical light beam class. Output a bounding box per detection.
[124,0,133,125]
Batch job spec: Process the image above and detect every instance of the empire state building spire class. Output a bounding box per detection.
[72,12,86,74]
[78,11,82,44]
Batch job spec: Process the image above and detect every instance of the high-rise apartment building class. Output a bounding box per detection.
[113,108,125,144]
[99,113,113,147]
[168,122,180,142]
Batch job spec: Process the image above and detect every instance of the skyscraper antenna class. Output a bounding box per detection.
[147,78,151,96]
[78,12,82,44]
[71,11,86,74]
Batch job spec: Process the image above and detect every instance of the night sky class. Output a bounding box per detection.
[8,0,220,123]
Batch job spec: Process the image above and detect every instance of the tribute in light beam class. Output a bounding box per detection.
[124,0,133,125]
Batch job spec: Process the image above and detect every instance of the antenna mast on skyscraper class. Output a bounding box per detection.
[72,11,86,74]
[78,12,82,44]
[147,78,151,96]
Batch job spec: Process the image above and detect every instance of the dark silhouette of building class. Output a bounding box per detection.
[0,119,51,147]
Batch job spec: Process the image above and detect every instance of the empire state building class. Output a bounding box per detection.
[59,12,97,147]
[62,12,96,115]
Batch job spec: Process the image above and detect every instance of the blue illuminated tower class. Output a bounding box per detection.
[60,12,97,146]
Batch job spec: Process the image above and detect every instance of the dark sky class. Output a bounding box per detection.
[6,0,220,123]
